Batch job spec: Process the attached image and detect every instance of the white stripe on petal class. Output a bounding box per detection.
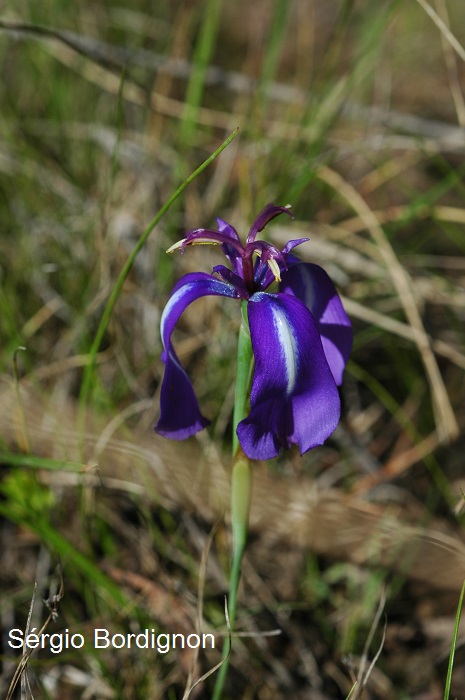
[160,283,196,349]
[271,305,298,396]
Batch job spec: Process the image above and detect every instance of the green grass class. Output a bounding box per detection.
[1,0,465,697]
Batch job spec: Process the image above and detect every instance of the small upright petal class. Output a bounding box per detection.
[247,203,293,244]
[216,218,241,243]
[281,238,310,255]
[236,292,341,460]
[217,219,244,277]
[280,263,352,385]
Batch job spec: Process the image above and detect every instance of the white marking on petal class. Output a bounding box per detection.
[160,283,196,350]
[271,305,298,396]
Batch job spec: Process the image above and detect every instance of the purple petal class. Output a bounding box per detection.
[253,261,274,291]
[281,238,309,255]
[246,240,287,266]
[247,203,294,244]
[215,219,244,276]
[280,263,352,385]
[212,265,249,298]
[216,217,241,243]
[250,241,291,289]
[247,240,287,288]
[155,273,241,439]
[236,292,341,460]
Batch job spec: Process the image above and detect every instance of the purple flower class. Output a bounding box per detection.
[155,204,352,460]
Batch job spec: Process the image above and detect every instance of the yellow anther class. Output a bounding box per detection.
[267,258,281,282]
[166,237,221,254]
[166,239,185,254]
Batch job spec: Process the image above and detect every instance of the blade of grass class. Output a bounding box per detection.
[258,0,292,104]
[444,578,465,699]
[0,451,84,472]
[180,0,223,144]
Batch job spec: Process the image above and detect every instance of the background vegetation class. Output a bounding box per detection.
[1,0,465,698]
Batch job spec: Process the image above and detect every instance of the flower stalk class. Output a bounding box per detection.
[212,305,253,700]
[232,302,254,456]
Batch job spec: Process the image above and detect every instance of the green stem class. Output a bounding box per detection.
[212,301,253,699]
[232,302,254,455]
[77,128,239,433]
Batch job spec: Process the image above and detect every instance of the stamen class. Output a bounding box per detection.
[267,258,281,282]
[166,239,185,254]
[166,238,222,254]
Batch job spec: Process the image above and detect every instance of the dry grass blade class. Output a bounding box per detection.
[182,597,231,700]
[353,432,440,494]
[342,204,465,231]
[6,569,64,700]
[181,517,222,699]
[354,587,386,697]
[317,165,459,443]
[414,0,465,63]
[434,0,465,126]
[342,297,465,371]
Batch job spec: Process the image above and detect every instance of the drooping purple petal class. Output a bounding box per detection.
[236,292,341,460]
[247,203,294,244]
[280,263,352,385]
[155,273,241,439]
